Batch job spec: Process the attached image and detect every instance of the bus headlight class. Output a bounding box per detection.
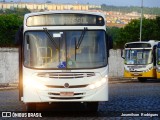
[24,76,47,90]
[88,77,107,90]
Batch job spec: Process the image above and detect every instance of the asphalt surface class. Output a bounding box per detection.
[0,79,160,119]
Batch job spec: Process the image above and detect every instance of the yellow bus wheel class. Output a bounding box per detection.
[138,78,147,82]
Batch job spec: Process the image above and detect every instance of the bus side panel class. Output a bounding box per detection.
[15,26,24,101]
[19,46,23,101]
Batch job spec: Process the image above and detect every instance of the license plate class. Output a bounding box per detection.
[133,73,140,76]
[132,73,142,76]
[60,92,74,96]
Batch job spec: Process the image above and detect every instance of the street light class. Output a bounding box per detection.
[140,0,143,42]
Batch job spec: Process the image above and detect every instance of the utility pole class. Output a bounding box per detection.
[140,0,143,42]
[33,0,35,10]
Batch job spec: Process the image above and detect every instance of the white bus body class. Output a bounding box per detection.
[16,11,111,111]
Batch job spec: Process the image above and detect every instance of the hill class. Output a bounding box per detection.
[101,4,160,15]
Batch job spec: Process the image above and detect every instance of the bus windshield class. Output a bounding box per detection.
[24,30,107,69]
[125,49,152,65]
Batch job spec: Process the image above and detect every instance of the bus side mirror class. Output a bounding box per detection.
[15,26,23,46]
[108,36,113,50]
[121,49,125,59]
[106,35,113,57]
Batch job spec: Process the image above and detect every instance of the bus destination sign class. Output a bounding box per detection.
[27,13,105,26]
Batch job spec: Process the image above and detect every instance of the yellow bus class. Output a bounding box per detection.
[122,40,157,82]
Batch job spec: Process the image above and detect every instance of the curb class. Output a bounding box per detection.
[0,83,18,90]
[0,87,18,90]
[109,77,138,84]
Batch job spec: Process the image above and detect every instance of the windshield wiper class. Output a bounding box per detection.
[75,27,87,60]
[76,27,87,49]
[43,28,59,50]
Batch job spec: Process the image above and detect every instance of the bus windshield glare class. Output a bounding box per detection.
[24,30,107,69]
[125,49,152,65]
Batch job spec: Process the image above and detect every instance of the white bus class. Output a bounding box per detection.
[15,11,112,111]
[122,40,157,82]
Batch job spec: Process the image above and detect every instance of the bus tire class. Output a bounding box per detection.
[138,78,147,82]
[86,102,98,112]
[26,103,36,111]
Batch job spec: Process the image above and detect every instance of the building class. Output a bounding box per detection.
[0,2,157,28]
[0,2,101,11]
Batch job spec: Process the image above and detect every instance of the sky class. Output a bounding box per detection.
[6,0,160,8]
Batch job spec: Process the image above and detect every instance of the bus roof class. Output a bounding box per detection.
[125,40,158,48]
[24,10,105,19]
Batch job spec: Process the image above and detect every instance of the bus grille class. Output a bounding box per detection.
[37,72,95,79]
[46,84,88,88]
[48,92,84,96]
[127,66,146,69]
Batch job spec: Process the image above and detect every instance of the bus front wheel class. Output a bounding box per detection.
[86,102,98,112]
[138,78,147,82]
[26,103,36,111]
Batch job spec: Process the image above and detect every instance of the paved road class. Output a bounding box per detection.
[0,79,160,119]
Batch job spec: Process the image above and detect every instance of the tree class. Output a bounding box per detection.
[0,14,23,46]
[156,16,160,28]
[114,17,160,48]
[141,18,159,40]
[5,8,30,16]
[107,27,120,49]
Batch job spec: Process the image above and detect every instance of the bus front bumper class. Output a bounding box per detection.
[22,80,108,103]
[124,68,156,78]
